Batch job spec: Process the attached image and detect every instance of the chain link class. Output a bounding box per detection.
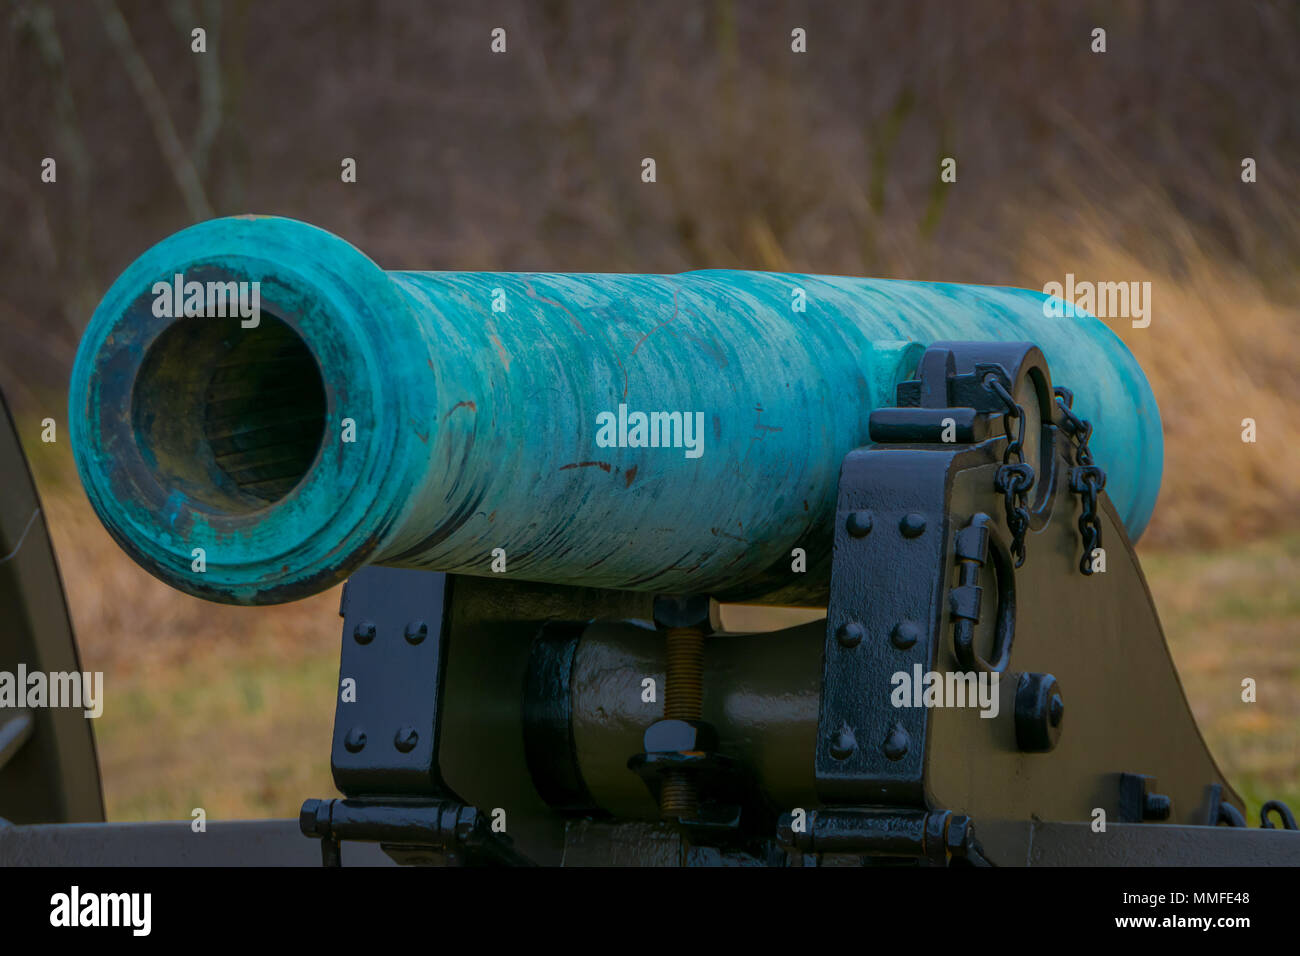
[985,374,1034,568]
[1054,387,1107,575]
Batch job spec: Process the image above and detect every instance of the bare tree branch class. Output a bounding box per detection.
[94,0,213,220]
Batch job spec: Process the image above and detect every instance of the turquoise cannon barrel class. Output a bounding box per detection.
[69,216,1162,605]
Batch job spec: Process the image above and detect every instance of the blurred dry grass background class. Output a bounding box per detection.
[2,0,1297,822]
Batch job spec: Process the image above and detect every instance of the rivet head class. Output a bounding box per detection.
[404,621,428,645]
[836,621,865,648]
[1049,693,1064,727]
[830,723,857,759]
[394,726,419,753]
[344,727,367,752]
[882,724,910,760]
[899,513,927,538]
[891,621,921,649]
[353,621,376,644]
[846,510,874,537]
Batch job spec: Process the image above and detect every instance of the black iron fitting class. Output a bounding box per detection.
[299,797,533,866]
[776,808,990,866]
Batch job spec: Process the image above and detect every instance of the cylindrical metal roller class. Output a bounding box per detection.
[563,620,824,819]
[70,216,1162,605]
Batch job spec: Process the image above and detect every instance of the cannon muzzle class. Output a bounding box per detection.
[70,216,1161,605]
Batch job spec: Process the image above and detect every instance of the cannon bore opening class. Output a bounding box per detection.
[130,313,327,514]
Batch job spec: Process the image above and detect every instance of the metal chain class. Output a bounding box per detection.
[1054,387,1107,575]
[985,374,1034,568]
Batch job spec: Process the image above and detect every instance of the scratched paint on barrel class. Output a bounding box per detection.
[69,216,1162,606]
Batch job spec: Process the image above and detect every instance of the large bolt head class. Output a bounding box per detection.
[1015,672,1063,752]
